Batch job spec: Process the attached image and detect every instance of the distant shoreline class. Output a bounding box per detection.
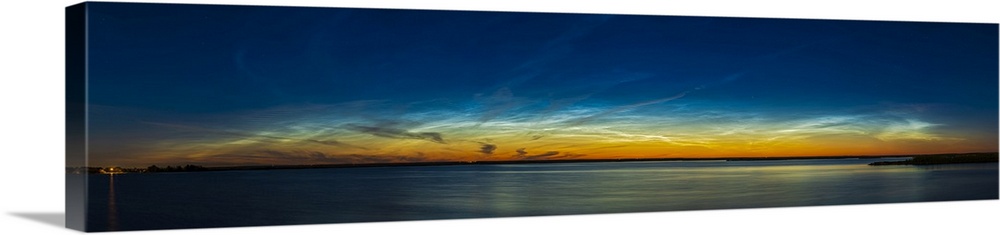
[68,152,998,174]
[868,152,998,166]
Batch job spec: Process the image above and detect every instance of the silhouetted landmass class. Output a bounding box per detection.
[66,165,209,174]
[68,152,998,174]
[155,155,903,173]
[151,164,208,172]
[65,167,104,174]
[869,152,999,166]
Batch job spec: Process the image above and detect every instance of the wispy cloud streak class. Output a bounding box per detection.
[344,124,447,144]
[142,121,366,149]
[566,91,689,126]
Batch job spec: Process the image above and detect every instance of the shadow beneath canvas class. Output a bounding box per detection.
[9,212,64,228]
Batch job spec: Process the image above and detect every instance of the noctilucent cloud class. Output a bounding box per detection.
[84,3,998,167]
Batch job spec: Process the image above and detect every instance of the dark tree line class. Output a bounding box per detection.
[75,165,211,174]
[145,164,207,172]
[870,152,998,166]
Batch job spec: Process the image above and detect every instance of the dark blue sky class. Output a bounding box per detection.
[84,2,998,166]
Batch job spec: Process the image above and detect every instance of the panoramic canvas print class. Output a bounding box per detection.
[66,2,998,232]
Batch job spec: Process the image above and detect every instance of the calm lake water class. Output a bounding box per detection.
[86,159,999,231]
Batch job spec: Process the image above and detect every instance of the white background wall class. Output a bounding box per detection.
[1,1,997,234]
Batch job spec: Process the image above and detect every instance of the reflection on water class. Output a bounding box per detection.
[86,159,998,231]
[107,174,118,231]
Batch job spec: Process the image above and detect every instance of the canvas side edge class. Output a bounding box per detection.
[66,2,88,232]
